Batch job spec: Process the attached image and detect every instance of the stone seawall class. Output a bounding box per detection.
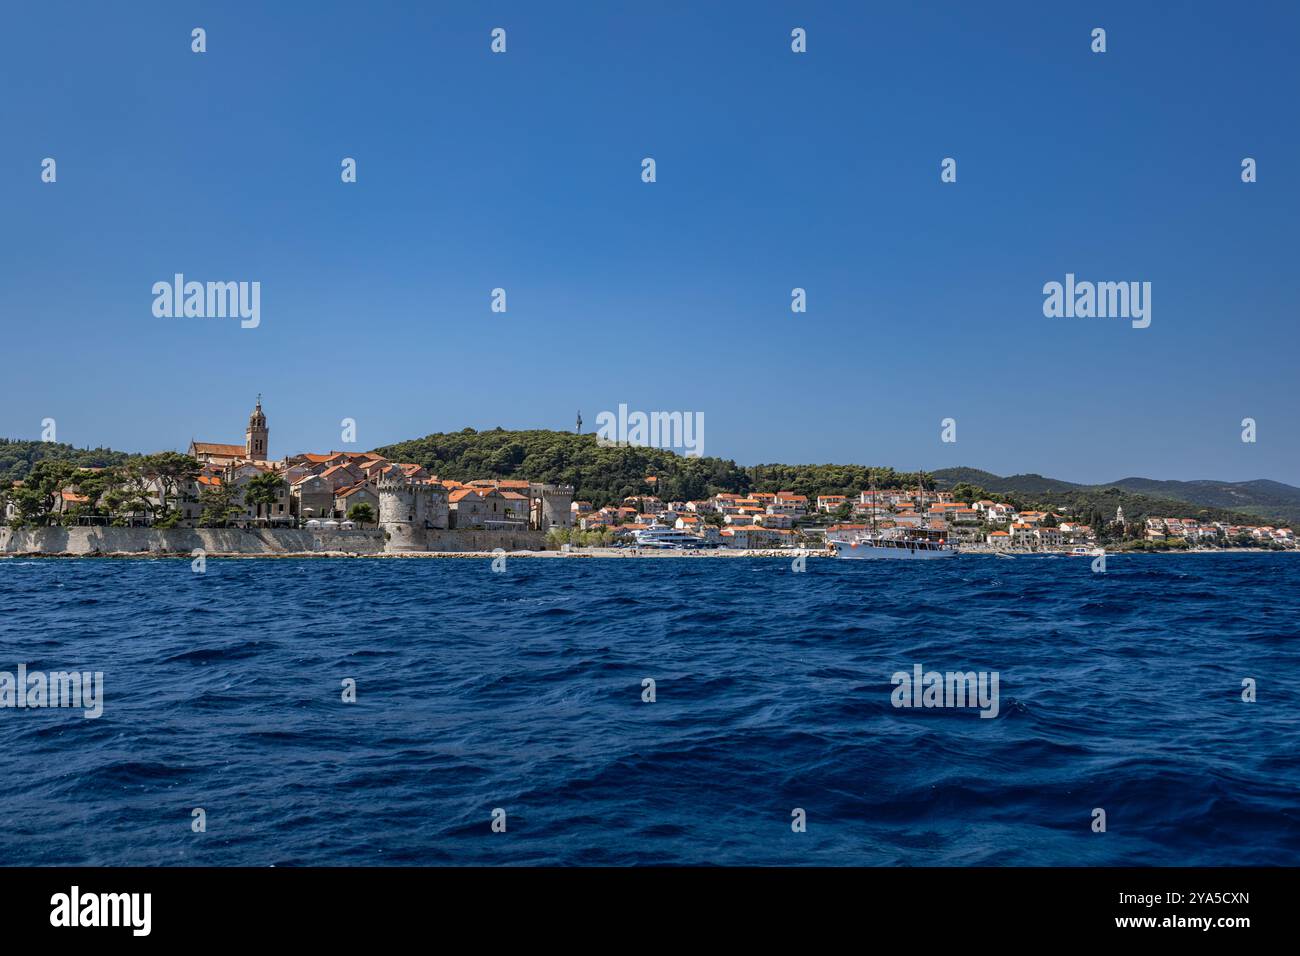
[0,527,549,556]
[413,529,548,552]
[0,527,387,556]
[0,526,552,556]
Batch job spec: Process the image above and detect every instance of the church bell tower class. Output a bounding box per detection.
[246,395,269,460]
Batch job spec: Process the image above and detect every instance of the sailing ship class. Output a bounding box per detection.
[827,477,959,560]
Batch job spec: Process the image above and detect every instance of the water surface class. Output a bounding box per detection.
[0,554,1296,865]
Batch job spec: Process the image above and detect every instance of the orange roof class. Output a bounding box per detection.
[336,483,373,498]
[60,490,90,503]
[191,442,245,457]
[448,489,482,503]
[320,463,360,478]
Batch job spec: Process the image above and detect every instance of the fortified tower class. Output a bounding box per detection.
[378,476,448,551]
[529,483,574,531]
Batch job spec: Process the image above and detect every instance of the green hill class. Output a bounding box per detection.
[375,428,751,507]
[0,439,136,485]
[372,429,935,509]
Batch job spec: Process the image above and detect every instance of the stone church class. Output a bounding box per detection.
[188,397,271,466]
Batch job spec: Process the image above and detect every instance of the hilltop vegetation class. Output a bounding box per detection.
[373,428,939,508]
[0,439,136,485]
[376,428,751,506]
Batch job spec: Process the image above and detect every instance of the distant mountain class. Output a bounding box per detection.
[1107,477,1300,525]
[928,468,1085,497]
[933,468,1300,526]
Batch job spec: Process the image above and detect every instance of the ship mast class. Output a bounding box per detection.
[870,475,877,534]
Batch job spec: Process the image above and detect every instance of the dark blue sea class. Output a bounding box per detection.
[1,553,1297,866]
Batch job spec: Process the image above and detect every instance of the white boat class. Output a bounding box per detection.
[632,523,707,549]
[829,527,958,560]
[828,476,958,560]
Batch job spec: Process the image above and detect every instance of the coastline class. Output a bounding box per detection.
[0,547,833,559]
[2,546,1289,559]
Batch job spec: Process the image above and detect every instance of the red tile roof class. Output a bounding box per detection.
[191,442,245,457]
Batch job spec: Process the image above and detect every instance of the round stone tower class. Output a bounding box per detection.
[379,476,438,551]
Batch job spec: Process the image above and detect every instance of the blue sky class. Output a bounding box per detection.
[2,1,1296,484]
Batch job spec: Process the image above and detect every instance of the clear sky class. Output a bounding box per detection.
[2,1,1296,484]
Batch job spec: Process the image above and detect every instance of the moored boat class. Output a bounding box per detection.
[828,476,958,559]
[828,527,958,559]
[632,523,708,549]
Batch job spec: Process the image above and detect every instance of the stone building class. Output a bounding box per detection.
[335,482,379,521]
[291,474,333,520]
[189,396,272,466]
[529,483,574,530]
[448,488,486,529]
[378,475,449,550]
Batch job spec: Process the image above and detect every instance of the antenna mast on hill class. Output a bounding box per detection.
[576,411,582,434]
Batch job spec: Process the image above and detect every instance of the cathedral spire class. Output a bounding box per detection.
[246,396,268,460]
